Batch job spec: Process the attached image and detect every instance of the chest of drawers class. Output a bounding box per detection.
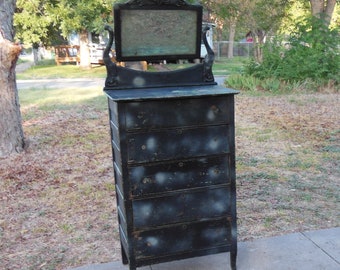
[105,85,238,270]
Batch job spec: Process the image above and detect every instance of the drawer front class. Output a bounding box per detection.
[129,155,230,197]
[134,218,231,259]
[125,97,232,130]
[133,186,230,228]
[127,125,230,163]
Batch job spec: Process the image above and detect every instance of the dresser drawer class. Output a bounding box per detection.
[125,96,232,130]
[134,218,231,259]
[127,125,230,163]
[133,186,230,229]
[129,155,230,197]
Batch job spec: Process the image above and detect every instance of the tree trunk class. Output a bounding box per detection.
[227,20,236,59]
[253,30,266,63]
[0,0,26,158]
[310,0,337,26]
[79,29,91,69]
[310,0,324,16]
[32,42,39,65]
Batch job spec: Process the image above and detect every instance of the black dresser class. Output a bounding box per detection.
[105,86,238,270]
[103,2,238,269]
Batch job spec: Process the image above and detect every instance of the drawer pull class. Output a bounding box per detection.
[142,177,153,184]
[211,105,220,114]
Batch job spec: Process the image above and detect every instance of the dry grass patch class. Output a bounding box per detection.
[1,99,121,269]
[236,93,339,240]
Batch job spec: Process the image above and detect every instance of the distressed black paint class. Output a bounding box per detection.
[106,85,238,270]
[129,155,230,196]
[104,2,238,269]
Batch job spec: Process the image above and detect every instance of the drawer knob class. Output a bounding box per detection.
[214,169,220,175]
[211,105,220,114]
[142,177,152,184]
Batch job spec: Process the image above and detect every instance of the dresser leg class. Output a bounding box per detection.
[230,251,237,270]
[121,243,128,265]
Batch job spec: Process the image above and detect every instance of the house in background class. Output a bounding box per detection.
[201,22,215,59]
[55,31,114,66]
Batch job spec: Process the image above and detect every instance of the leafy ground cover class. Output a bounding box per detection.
[1,84,339,269]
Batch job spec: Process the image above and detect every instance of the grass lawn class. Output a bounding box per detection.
[1,84,339,269]
[17,59,107,80]
[16,57,246,79]
[212,57,245,75]
[17,64,107,79]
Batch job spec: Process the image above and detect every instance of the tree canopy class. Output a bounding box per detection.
[12,0,339,65]
[54,0,113,37]
[14,0,115,47]
[14,0,69,47]
[14,1,338,48]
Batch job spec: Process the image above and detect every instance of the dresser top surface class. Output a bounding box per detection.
[104,85,239,102]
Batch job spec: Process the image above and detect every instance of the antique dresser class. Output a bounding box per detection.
[103,1,238,269]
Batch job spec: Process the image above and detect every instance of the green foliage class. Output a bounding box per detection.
[14,0,65,45]
[245,16,340,83]
[248,0,291,33]
[225,74,260,92]
[55,0,114,36]
[245,41,285,79]
[224,73,337,93]
[14,0,116,46]
[279,1,310,35]
[226,74,283,92]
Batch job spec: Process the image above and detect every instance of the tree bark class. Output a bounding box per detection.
[32,42,39,65]
[227,20,236,59]
[0,0,26,157]
[253,30,267,63]
[310,0,337,26]
[79,29,91,69]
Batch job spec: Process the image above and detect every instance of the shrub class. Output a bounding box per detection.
[245,16,340,83]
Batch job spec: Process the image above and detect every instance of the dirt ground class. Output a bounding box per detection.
[0,92,339,269]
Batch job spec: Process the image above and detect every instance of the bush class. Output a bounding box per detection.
[245,16,340,83]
